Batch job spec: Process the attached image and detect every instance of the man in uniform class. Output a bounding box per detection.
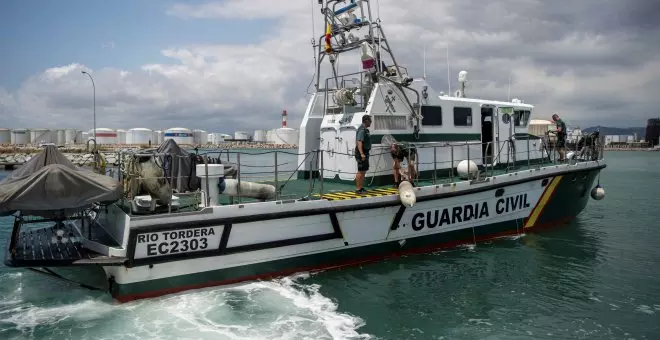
[390,142,417,187]
[355,115,372,193]
[552,113,567,161]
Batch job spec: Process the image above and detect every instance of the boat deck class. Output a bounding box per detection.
[240,159,573,203]
[6,221,126,267]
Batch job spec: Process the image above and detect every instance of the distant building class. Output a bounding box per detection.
[645,118,660,147]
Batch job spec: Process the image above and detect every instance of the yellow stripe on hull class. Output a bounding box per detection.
[524,176,563,228]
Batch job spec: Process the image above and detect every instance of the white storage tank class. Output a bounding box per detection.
[127,128,153,145]
[90,128,117,145]
[193,129,208,145]
[253,129,266,142]
[268,128,299,145]
[0,128,10,145]
[164,127,193,145]
[56,129,66,145]
[82,132,89,142]
[209,133,228,144]
[152,130,163,144]
[116,129,127,144]
[11,128,30,145]
[65,129,79,144]
[31,128,52,145]
[234,131,249,141]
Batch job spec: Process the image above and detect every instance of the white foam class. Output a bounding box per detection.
[0,273,374,340]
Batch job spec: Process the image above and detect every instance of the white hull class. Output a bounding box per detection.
[93,161,602,301]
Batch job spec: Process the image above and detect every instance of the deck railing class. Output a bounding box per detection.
[114,134,603,215]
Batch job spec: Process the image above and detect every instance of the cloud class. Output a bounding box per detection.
[1,0,658,134]
[101,41,116,50]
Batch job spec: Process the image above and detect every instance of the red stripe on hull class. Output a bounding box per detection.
[113,215,575,303]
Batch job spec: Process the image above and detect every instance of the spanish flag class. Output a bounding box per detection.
[324,23,332,53]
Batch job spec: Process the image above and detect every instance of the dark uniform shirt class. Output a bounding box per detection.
[355,124,371,157]
[556,119,567,139]
[391,142,417,161]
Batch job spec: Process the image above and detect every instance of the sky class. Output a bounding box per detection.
[0,0,658,134]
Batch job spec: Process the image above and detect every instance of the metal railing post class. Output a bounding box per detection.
[450,145,454,183]
[274,151,279,201]
[167,155,172,214]
[319,149,324,198]
[204,155,210,206]
[432,145,437,184]
[466,141,470,180]
[527,137,530,169]
[237,152,241,204]
[308,151,314,196]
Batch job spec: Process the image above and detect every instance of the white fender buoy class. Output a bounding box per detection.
[590,184,605,200]
[221,179,276,201]
[398,180,416,207]
[456,160,478,180]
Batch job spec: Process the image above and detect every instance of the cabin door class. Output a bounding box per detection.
[480,106,495,165]
[495,106,514,164]
[337,126,358,181]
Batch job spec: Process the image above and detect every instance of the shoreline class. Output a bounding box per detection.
[604,147,659,151]
[0,142,297,155]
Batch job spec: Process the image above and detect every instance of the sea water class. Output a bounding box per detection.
[1,151,659,339]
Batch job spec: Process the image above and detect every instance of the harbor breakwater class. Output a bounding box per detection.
[0,142,297,169]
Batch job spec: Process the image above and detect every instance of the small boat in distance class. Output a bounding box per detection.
[1,0,607,302]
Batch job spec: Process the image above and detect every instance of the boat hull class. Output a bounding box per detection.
[107,165,602,303]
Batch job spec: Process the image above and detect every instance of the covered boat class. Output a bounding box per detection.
[0,145,123,217]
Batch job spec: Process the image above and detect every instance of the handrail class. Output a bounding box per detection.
[112,135,604,213]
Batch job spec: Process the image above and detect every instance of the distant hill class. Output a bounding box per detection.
[582,126,646,137]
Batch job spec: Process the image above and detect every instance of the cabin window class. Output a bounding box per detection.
[421,105,442,126]
[453,107,472,126]
[514,110,530,127]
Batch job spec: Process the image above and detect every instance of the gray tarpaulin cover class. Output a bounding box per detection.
[0,145,123,216]
[155,139,201,193]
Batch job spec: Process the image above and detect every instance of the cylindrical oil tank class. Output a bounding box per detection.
[193,129,208,145]
[126,128,153,145]
[31,128,52,145]
[268,128,299,145]
[164,127,193,145]
[253,129,266,142]
[65,129,78,144]
[56,129,65,145]
[11,128,30,145]
[210,133,227,144]
[528,119,554,137]
[645,118,660,146]
[82,132,88,142]
[234,131,249,140]
[90,128,117,145]
[115,129,126,144]
[0,128,10,145]
[152,130,163,144]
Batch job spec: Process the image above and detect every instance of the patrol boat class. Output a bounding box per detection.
[2,0,607,302]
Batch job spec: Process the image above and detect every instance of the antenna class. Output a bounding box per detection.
[507,71,512,101]
[423,45,427,80]
[446,45,451,95]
